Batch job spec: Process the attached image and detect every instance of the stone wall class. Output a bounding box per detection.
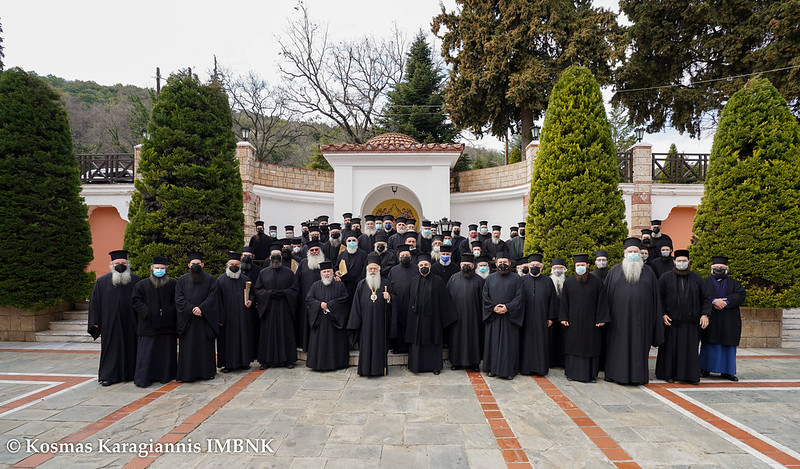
[451,160,530,192]
[249,162,334,192]
[0,303,68,342]
[740,307,783,348]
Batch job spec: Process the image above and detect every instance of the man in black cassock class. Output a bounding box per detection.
[387,245,416,353]
[336,233,367,307]
[446,253,484,371]
[131,256,177,388]
[559,253,605,383]
[248,221,270,261]
[347,254,392,377]
[322,223,345,262]
[655,250,712,384]
[240,247,262,357]
[372,233,397,277]
[216,253,255,373]
[432,245,459,283]
[406,254,454,374]
[650,243,675,279]
[519,254,559,376]
[591,250,610,282]
[88,250,141,386]
[175,252,219,382]
[254,244,298,369]
[294,241,324,351]
[482,252,525,380]
[548,258,568,368]
[599,238,664,385]
[700,256,747,381]
[482,225,508,263]
[387,217,408,252]
[358,215,378,253]
[306,261,350,371]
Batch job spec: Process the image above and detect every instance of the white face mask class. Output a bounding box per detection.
[596,260,608,269]
[675,260,689,271]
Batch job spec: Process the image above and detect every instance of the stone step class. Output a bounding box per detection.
[34,330,97,343]
[48,319,88,332]
[74,301,90,311]
[781,340,800,350]
[781,322,800,330]
[782,309,800,320]
[783,330,800,338]
[63,311,89,321]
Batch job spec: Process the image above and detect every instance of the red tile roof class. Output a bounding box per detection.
[319,132,464,154]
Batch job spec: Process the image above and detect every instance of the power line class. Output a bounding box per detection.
[614,64,800,94]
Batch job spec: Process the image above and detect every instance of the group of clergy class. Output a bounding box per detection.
[88,215,745,388]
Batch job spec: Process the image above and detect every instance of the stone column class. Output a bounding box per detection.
[629,142,653,236]
[237,142,259,244]
[133,144,142,179]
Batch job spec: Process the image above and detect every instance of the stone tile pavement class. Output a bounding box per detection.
[0,342,798,468]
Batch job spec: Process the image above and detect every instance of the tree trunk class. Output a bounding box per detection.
[520,107,533,160]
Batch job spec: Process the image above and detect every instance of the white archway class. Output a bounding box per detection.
[360,184,425,220]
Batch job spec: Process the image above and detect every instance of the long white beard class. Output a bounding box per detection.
[366,272,381,291]
[477,270,489,279]
[112,268,132,286]
[550,273,565,295]
[346,245,357,254]
[397,227,407,235]
[622,257,644,284]
[491,237,500,245]
[321,276,333,286]
[363,226,377,236]
[330,237,341,248]
[431,250,441,262]
[225,267,241,279]
[307,252,324,270]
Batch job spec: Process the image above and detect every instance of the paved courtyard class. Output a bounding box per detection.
[0,342,798,468]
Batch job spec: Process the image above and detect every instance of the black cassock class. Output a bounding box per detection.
[175,273,219,382]
[376,251,398,278]
[294,259,322,352]
[406,274,455,373]
[481,239,508,261]
[248,233,270,261]
[387,263,417,353]
[254,265,298,367]
[559,275,604,382]
[242,264,262,359]
[520,274,559,376]
[336,249,367,308]
[131,277,177,387]
[599,264,664,384]
[215,274,255,371]
[432,261,460,284]
[306,280,350,371]
[347,277,392,377]
[482,273,525,378]
[88,272,142,384]
[655,271,712,383]
[590,267,609,282]
[648,256,674,279]
[446,272,485,369]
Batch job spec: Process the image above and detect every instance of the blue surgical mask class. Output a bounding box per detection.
[347,241,357,249]
[423,229,431,236]
[478,266,488,274]
[384,223,392,230]
[441,256,450,263]
[575,265,587,275]
[626,252,640,261]
[443,239,452,246]
[480,228,488,234]
[153,268,166,278]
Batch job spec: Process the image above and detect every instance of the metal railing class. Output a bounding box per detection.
[652,153,708,183]
[617,151,633,182]
[77,153,134,183]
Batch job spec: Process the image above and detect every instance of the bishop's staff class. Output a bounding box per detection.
[244,281,252,306]
[384,286,389,376]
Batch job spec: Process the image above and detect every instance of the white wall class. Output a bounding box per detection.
[253,186,334,230]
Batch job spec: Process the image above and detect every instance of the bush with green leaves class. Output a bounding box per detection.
[124,71,243,278]
[690,77,800,308]
[524,66,627,269]
[0,68,94,309]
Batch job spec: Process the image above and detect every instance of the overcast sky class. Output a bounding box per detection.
[2,0,712,152]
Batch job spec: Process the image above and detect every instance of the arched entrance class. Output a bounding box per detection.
[361,184,424,221]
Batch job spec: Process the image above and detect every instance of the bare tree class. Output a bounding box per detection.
[218,67,305,163]
[277,2,406,144]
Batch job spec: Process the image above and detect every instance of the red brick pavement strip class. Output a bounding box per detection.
[10,381,182,468]
[646,381,800,467]
[0,349,100,354]
[0,374,94,416]
[532,376,642,469]
[122,367,266,468]
[466,370,531,468]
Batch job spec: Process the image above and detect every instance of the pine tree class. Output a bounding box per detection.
[0,19,5,72]
[380,33,458,143]
[524,66,627,268]
[124,71,243,278]
[0,68,94,309]
[690,77,800,307]
[608,103,636,153]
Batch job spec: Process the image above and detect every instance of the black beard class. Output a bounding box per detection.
[270,258,282,269]
[498,268,510,276]
[241,259,253,271]
[190,271,203,284]
[674,267,690,276]
[576,272,589,283]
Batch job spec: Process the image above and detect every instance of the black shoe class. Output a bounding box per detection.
[502,376,514,380]
[451,365,463,370]
[700,370,711,378]
[666,378,675,383]
[722,373,738,381]
[221,368,231,373]
[286,363,295,369]
[259,364,268,370]
[487,372,496,377]
[519,371,533,376]
[589,379,597,383]
[433,370,440,375]
[240,365,250,370]
[99,380,112,386]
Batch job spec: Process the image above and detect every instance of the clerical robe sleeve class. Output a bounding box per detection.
[505,278,525,327]
[306,283,323,329]
[347,286,362,331]
[87,279,103,339]
[726,279,747,309]
[131,280,148,324]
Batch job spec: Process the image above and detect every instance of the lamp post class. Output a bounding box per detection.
[437,217,453,233]
[531,124,541,141]
[635,127,645,143]
[241,127,250,142]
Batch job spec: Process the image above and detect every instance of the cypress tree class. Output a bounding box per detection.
[124,71,243,278]
[0,68,94,309]
[524,66,627,268]
[690,77,800,307]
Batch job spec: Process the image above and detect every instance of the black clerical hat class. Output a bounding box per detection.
[383,215,394,221]
[551,258,566,267]
[351,217,361,224]
[228,252,241,261]
[396,217,407,224]
[440,245,452,253]
[674,249,690,258]
[242,247,254,254]
[284,225,295,231]
[269,225,277,230]
[292,238,302,245]
[573,253,589,264]
[496,251,510,260]
[188,252,203,261]
[650,219,662,225]
[269,243,283,252]
[623,237,642,248]
[479,220,488,226]
[342,212,353,219]
[509,226,519,233]
[318,215,329,222]
[319,261,333,271]
[417,253,432,263]
[407,218,416,225]
[366,253,382,266]
[471,240,482,248]
[421,220,432,227]
[452,221,462,227]
[306,241,322,249]
[397,245,411,253]
[328,222,342,230]
[375,233,388,243]
[255,220,265,227]
[711,256,729,265]
[594,250,608,258]
[492,225,502,232]
[528,253,543,263]
[460,253,475,263]
[365,214,376,222]
[152,256,169,265]
[641,228,653,235]
[468,224,478,230]
[518,221,526,227]
[109,250,128,261]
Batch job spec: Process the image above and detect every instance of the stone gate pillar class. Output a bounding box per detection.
[630,142,653,235]
[237,142,259,243]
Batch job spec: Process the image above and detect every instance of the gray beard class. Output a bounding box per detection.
[491,237,500,245]
[307,252,324,270]
[517,270,526,277]
[477,270,489,279]
[149,274,168,288]
[330,238,341,248]
[363,226,377,236]
[439,258,451,266]
[112,269,132,286]
[225,267,241,279]
[397,228,407,235]
[421,231,432,240]
[346,245,358,254]
[550,274,565,295]
[366,273,381,292]
[622,257,644,283]
[321,276,333,286]
[652,231,662,239]
[431,250,441,262]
